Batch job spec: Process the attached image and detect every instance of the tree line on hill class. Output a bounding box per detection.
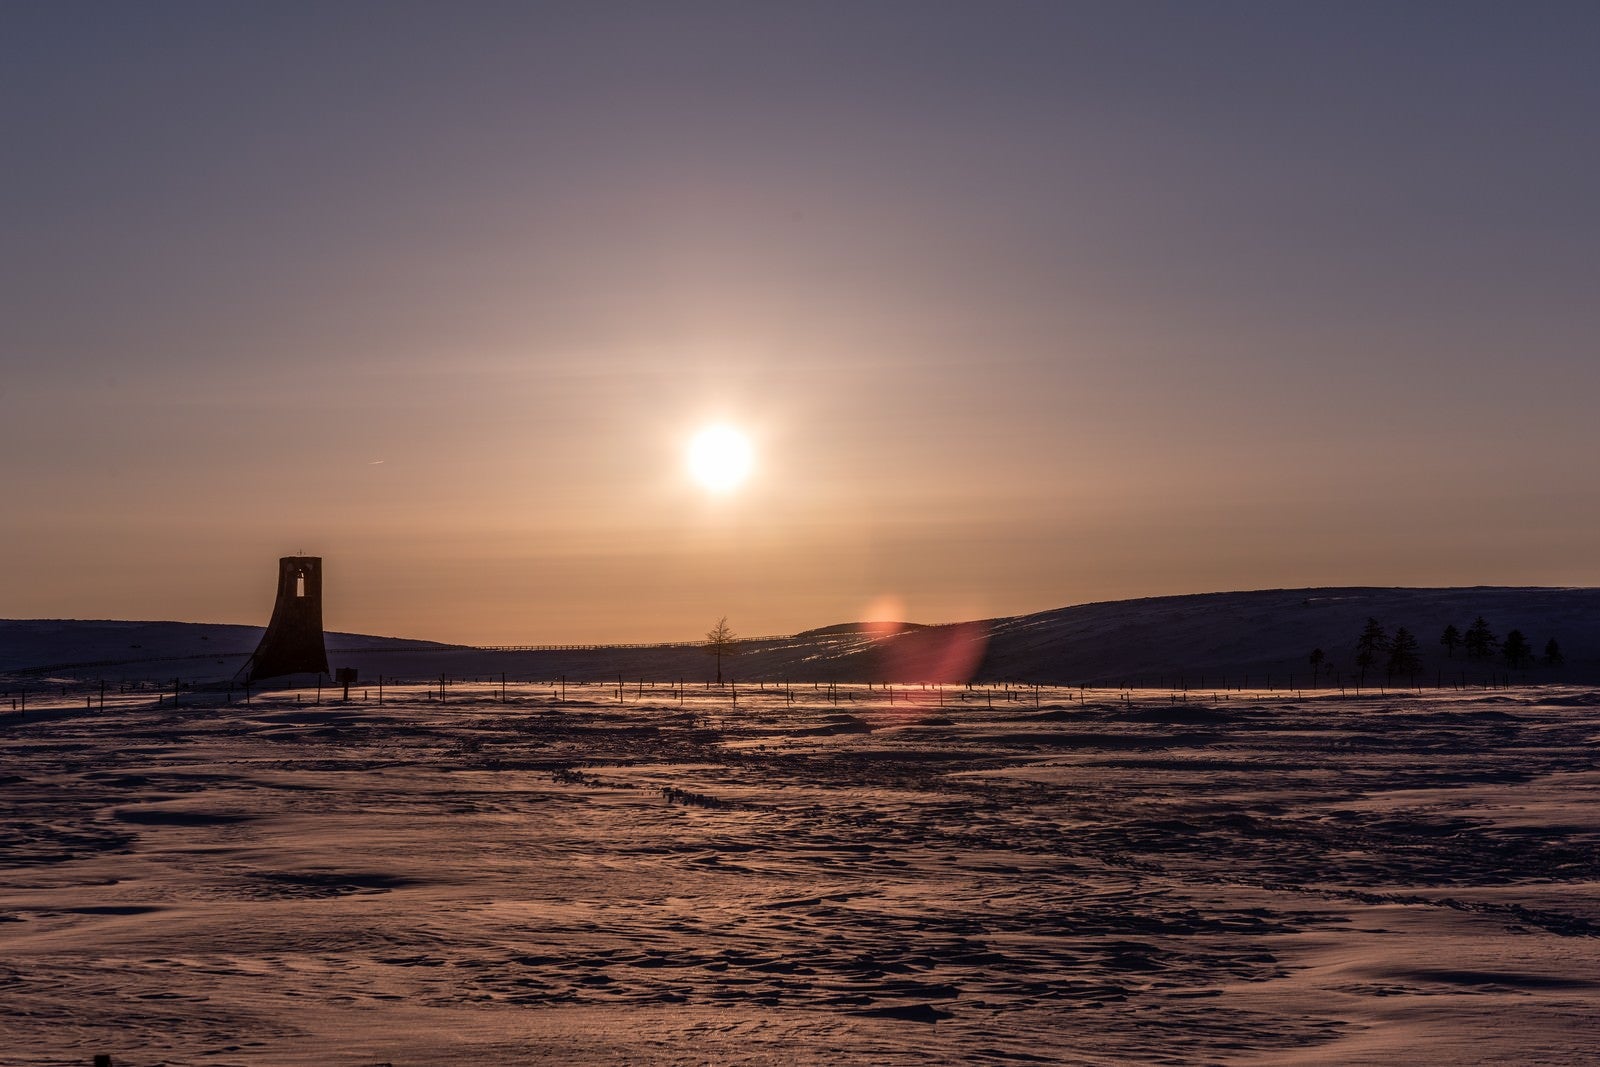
[1307,616,1565,689]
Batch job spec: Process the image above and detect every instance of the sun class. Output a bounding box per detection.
[687,425,754,493]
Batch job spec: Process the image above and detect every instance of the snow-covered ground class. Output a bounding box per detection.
[4,683,1599,1065]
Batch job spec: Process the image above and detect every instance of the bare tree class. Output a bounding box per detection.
[705,616,738,685]
[1308,647,1325,688]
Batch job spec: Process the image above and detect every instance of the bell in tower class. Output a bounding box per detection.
[242,556,330,683]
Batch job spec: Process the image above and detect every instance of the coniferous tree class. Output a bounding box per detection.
[1463,616,1497,662]
[1502,629,1533,670]
[1355,618,1388,687]
[1543,638,1565,668]
[1387,627,1422,686]
[1308,647,1325,688]
[1440,623,1462,660]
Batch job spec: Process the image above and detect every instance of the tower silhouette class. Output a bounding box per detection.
[242,556,330,682]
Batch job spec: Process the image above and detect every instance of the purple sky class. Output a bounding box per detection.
[4,3,1598,643]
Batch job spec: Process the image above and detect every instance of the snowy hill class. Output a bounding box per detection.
[3,587,1595,686]
[0,620,455,681]
[973,586,1599,686]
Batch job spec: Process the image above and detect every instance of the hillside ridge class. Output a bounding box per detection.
[4,585,1595,684]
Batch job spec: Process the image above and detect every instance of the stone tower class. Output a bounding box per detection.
[243,556,330,682]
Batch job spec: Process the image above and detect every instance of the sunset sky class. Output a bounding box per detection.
[5,3,1599,644]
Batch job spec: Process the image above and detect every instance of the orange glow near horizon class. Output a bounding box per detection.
[6,8,1600,645]
[862,595,906,628]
